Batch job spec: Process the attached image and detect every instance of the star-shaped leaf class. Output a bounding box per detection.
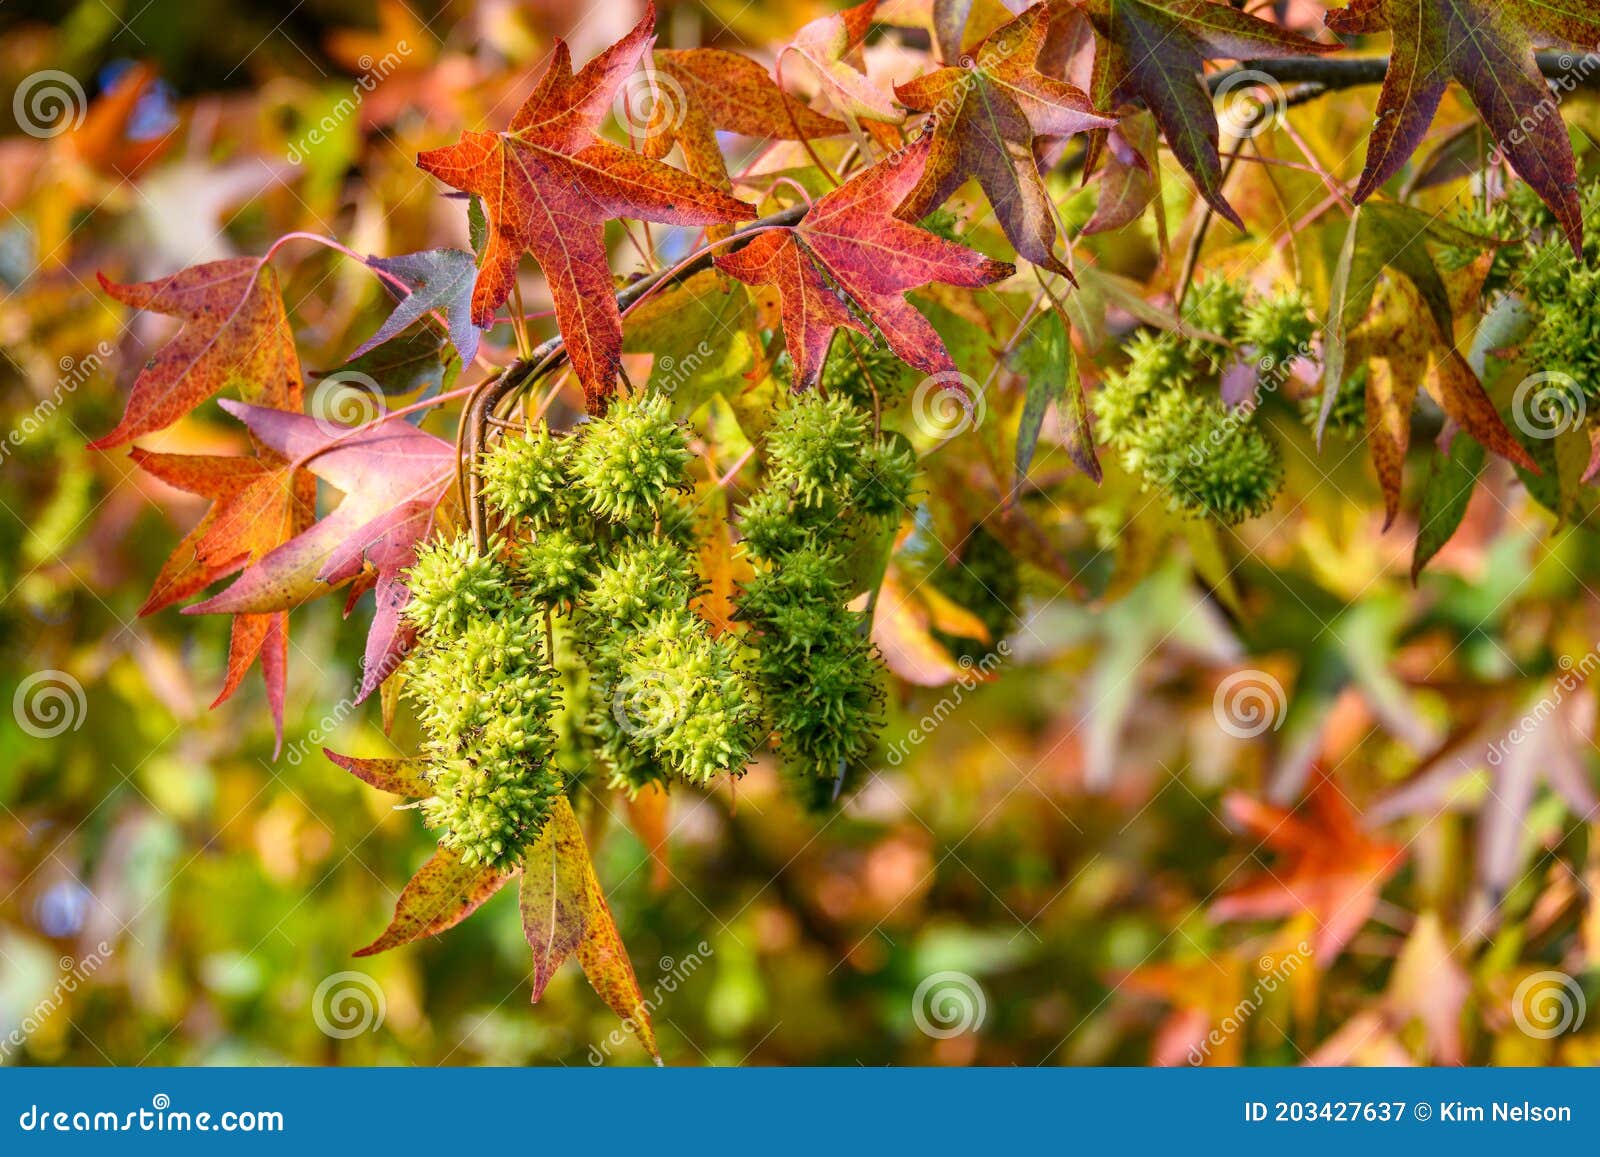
[894,3,1114,276]
[129,446,314,752]
[786,0,903,123]
[91,257,303,449]
[1212,771,1406,963]
[1082,0,1335,227]
[355,847,516,957]
[1326,0,1600,256]
[186,401,456,703]
[415,2,754,408]
[354,248,483,367]
[715,134,1013,388]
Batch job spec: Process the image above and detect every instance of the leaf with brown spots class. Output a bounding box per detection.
[415,3,754,409]
[519,795,593,1002]
[1326,0,1600,256]
[895,3,1113,277]
[715,135,1013,388]
[1081,0,1334,227]
[91,257,303,449]
[354,847,516,957]
[323,749,431,798]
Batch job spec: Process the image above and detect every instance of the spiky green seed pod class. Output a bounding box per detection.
[1093,332,1193,442]
[1182,274,1248,342]
[571,392,693,523]
[1241,289,1316,373]
[403,533,513,640]
[480,421,571,529]
[1137,390,1283,526]
[766,392,871,507]
[585,539,699,627]
[818,332,916,410]
[852,435,918,520]
[736,544,849,621]
[738,488,829,562]
[615,610,757,782]
[755,633,884,780]
[514,529,592,608]
[422,740,563,869]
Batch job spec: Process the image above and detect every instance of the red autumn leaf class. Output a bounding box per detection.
[1211,772,1405,964]
[415,2,754,409]
[91,257,303,449]
[128,447,315,752]
[715,134,1013,389]
[183,401,455,704]
[894,3,1113,276]
[354,847,516,957]
[1326,0,1600,256]
[1081,0,1334,227]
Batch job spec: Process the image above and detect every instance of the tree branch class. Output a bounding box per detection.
[1208,51,1600,94]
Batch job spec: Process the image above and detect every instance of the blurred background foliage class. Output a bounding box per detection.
[1,0,1598,1067]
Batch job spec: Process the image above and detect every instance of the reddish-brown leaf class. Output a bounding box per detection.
[354,848,515,957]
[895,4,1113,276]
[715,135,1013,388]
[786,0,903,123]
[91,257,303,449]
[415,3,754,408]
[1326,0,1599,256]
[1082,0,1333,227]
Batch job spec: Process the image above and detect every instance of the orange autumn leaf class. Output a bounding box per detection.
[1211,772,1405,964]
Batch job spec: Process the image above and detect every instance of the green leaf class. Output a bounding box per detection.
[1011,309,1099,486]
[1412,433,1486,582]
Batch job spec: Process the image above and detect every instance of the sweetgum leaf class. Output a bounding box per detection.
[894,3,1113,277]
[415,2,754,408]
[355,248,483,367]
[715,134,1013,388]
[1326,0,1600,256]
[354,848,515,957]
[91,257,303,448]
[519,795,592,1002]
[1082,0,1333,228]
